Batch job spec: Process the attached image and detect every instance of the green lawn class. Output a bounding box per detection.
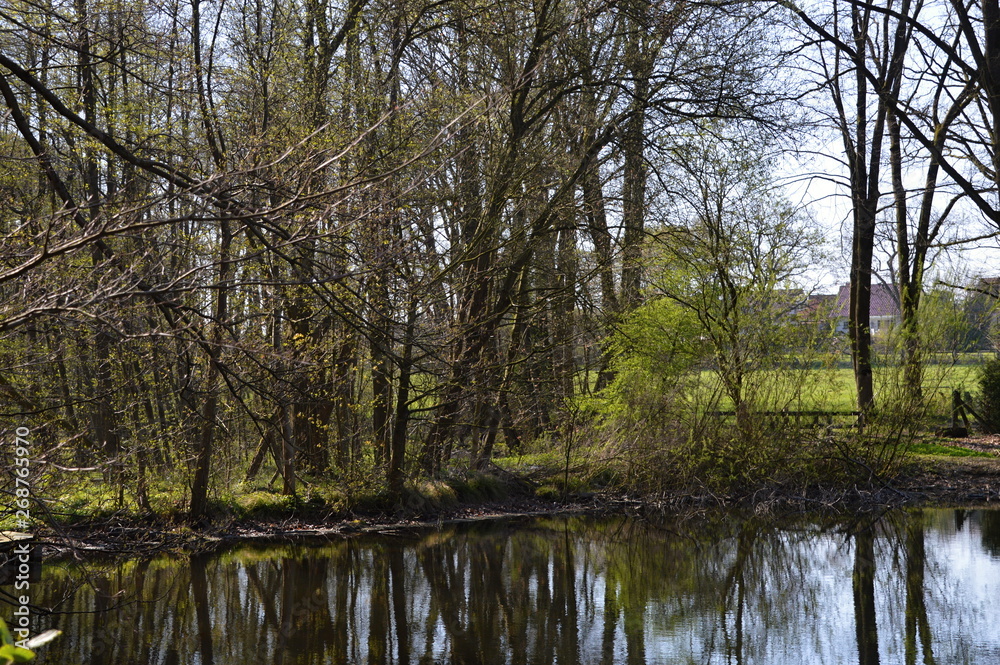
[694,361,983,415]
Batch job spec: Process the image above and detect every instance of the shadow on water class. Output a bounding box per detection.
[10,509,1000,664]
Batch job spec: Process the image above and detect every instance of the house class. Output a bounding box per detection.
[795,293,838,326]
[831,282,901,335]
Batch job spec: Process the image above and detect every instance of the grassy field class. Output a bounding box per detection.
[693,362,984,415]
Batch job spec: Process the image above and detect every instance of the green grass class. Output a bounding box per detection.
[494,451,566,470]
[693,361,984,414]
[905,441,995,458]
[924,352,997,366]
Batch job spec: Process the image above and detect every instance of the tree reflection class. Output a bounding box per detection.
[190,554,215,665]
[721,526,754,665]
[389,547,410,665]
[853,524,879,665]
[979,510,1000,557]
[904,511,935,665]
[600,568,617,665]
[23,510,1000,665]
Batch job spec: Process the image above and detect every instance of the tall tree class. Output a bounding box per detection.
[789,0,912,412]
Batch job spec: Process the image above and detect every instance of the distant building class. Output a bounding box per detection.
[797,293,837,318]
[831,283,900,335]
[788,293,838,332]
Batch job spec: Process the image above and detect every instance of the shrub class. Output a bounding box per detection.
[979,357,1000,433]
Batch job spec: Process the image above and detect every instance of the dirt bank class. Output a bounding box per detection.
[894,457,1000,504]
[888,433,1000,504]
[30,442,1000,559]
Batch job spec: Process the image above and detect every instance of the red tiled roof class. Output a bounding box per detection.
[796,293,837,318]
[832,283,899,318]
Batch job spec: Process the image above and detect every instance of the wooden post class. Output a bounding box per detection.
[959,393,971,430]
[939,389,969,437]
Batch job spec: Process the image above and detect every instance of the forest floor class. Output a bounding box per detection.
[29,434,1000,559]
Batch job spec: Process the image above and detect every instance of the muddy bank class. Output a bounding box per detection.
[893,455,1000,504]
[35,495,599,559]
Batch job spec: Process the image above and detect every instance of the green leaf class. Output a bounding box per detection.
[0,644,34,662]
[0,618,12,646]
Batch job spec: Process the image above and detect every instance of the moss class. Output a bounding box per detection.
[535,484,562,500]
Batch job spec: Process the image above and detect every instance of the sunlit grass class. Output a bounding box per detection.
[905,441,994,458]
[695,362,983,415]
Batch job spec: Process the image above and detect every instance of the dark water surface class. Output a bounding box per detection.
[16,509,1000,664]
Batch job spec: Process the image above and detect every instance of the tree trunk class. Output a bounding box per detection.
[619,3,651,311]
[388,301,416,498]
[189,219,232,520]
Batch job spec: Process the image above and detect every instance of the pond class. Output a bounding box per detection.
[11,508,1000,664]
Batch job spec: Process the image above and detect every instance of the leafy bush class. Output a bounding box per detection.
[583,288,846,495]
[979,357,1000,433]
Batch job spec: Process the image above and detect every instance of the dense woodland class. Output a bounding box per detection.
[2,0,1000,518]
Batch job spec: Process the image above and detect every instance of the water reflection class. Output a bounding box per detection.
[12,509,1000,664]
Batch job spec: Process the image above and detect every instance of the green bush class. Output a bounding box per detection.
[979,357,1000,433]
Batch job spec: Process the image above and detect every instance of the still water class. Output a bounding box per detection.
[16,509,1000,664]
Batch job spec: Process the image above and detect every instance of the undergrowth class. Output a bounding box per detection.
[2,468,520,531]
